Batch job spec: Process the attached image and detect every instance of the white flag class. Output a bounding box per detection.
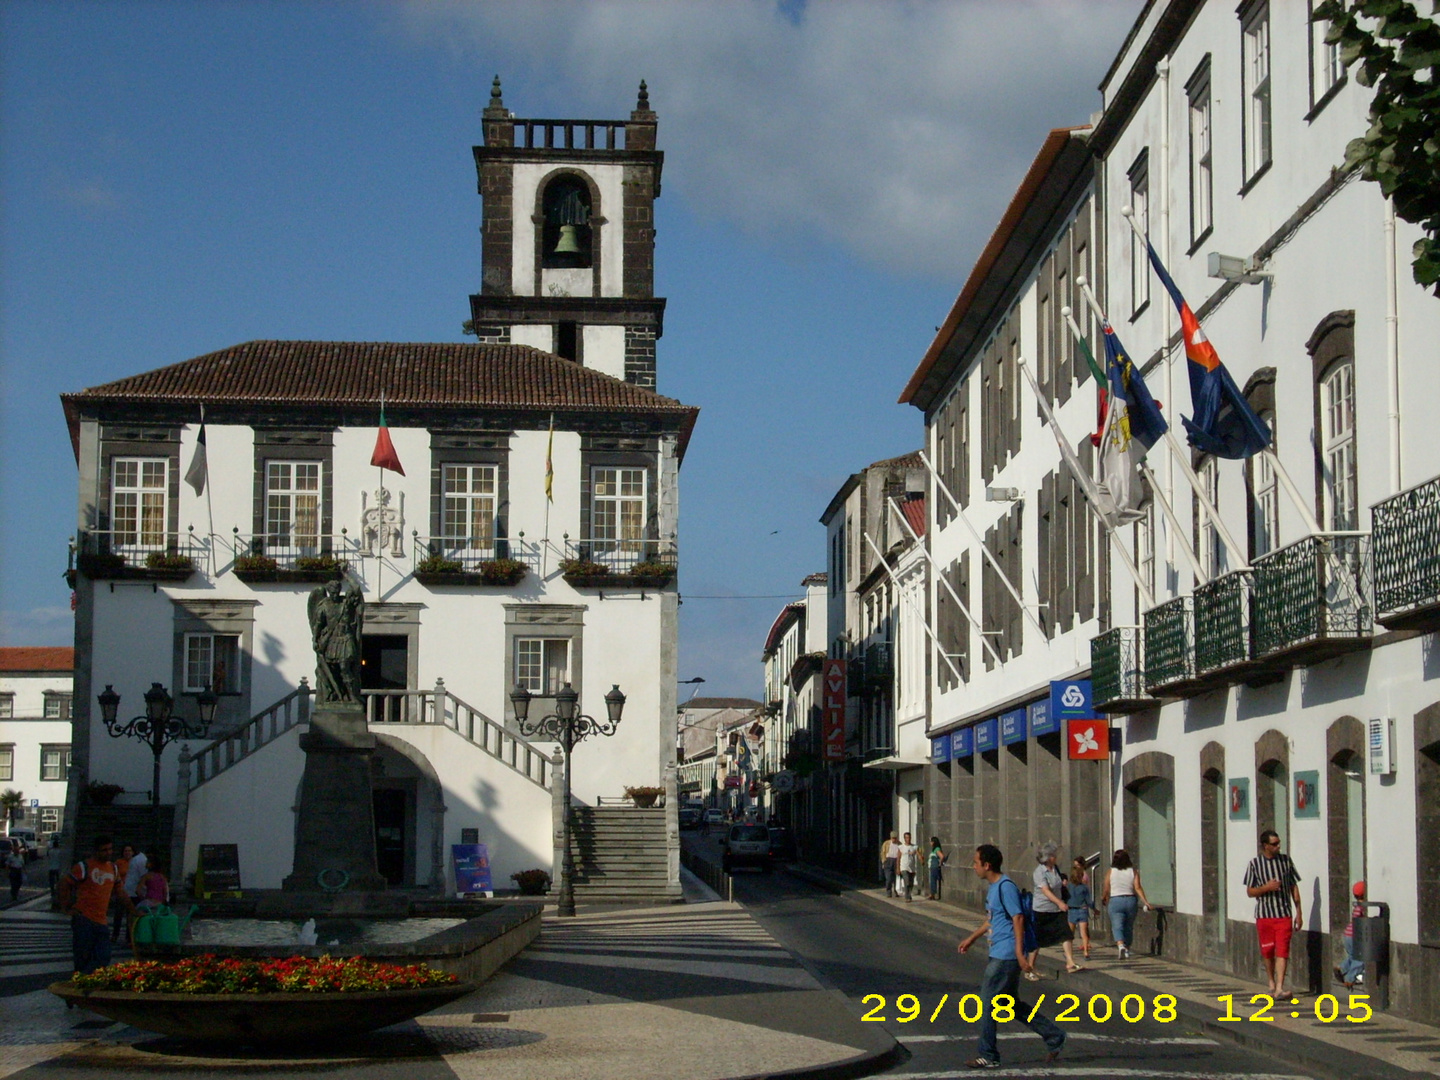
[184,413,208,496]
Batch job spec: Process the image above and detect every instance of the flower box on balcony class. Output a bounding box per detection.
[76,552,194,583]
[233,553,346,584]
[415,557,528,588]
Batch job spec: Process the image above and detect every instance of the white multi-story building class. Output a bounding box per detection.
[0,647,75,838]
[760,575,828,845]
[59,84,698,897]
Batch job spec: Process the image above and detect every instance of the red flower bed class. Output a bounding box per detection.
[71,954,458,994]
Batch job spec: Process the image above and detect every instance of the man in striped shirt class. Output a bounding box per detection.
[1243,830,1303,995]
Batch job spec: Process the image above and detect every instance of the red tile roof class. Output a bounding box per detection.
[62,340,699,456]
[900,494,926,539]
[0,647,74,672]
[762,603,806,658]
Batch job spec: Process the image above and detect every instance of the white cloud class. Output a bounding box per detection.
[396,0,1139,276]
[1,605,73,646]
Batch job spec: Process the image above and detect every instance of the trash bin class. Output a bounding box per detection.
[1354,910,1389,963]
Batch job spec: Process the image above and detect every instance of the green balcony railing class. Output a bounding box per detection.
[1092,626,1147,709]
[1372,473,1440,626]
[1144,596,1195,692]
[1194,569,1254,675]
[1252,533,1372,658]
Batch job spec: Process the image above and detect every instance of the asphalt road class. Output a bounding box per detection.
[708,843,1323,1079]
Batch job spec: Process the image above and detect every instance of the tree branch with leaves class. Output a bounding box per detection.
[1313,0,1440,292]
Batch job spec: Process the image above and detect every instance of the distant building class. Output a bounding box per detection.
[0,647,75,837]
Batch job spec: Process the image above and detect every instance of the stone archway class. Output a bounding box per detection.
[372,734,447,891]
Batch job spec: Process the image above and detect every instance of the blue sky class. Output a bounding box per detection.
[1,0,1140,696]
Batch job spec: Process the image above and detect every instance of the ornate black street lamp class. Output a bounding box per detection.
[509,681,625,917]
[96,682,219,853]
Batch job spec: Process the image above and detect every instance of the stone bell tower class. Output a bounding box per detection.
[469,77,665,389]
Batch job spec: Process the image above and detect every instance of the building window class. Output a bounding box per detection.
[515,638,570,695]
[42,693,72,720]
[40,745,71,783]
[1187,58,1213,244]
[589,466,646,557]
[112,457,168,552]
[441,464,497,553]
[1320,359,1358,530]
[1137,502,1157,603]
[1309,1,1344,108]
[1241,2,1272,184]
[40,807,60,833]
[184,633,240,694]
[1250,411,1279,557]
[1128,151,1150,316]
[0,744,12,782]
[1197,456,1228,577]
[265,461,322,553]
[0,694,11,719]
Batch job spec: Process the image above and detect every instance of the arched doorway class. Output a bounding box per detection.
[1200,741,1227,952]
[1122,751,1176,911]
[1255,729,1290,850]
[371,736,446,890]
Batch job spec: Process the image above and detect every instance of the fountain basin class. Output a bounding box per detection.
[48,982,475,1044]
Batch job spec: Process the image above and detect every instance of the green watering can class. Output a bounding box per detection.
[133,904,197,946]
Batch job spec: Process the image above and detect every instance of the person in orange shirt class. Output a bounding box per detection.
[58,836,135,974]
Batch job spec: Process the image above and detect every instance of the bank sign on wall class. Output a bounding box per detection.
[821,659,847,761]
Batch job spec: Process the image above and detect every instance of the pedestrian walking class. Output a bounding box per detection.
[880,831,899,897]
[1028,842,1076,977]
[58,835,135,975]
[958,844,1066,1069]
[1100,849,1150,960]
[896,832,919,902]
[927,836,946,900]
[1066,858,1093,965]
[6,841,25,902]
[136,859,170,912]
[1243,829,1303,995]
[1336,880,1366,988]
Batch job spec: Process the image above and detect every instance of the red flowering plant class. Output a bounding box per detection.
[71,954,458,994]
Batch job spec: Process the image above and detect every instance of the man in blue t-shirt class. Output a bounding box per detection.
[958,844,1065,1069]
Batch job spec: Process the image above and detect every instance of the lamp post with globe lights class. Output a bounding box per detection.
[509,681,625,917]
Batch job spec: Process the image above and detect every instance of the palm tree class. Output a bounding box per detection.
[0,789,23,835]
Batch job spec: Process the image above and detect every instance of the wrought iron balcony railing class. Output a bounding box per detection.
[414,535,541,573]
[1251,532,1372,661]
[564,538,677,576]
[1144,596,1198,694]
[73,527,211,579]
[1372,473,1440,630]
[1091,626,1151,711]
[1193,570,1255,676]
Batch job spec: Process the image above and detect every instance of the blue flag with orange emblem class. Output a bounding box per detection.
[1145,241,1271,459]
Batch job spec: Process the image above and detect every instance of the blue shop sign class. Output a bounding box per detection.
[975,717,998,752]
[1000,708,1027,745]
[1050,679,1094,720]
[951,727,974,758]
[931,736,951,764]
[1029,698,1059,737]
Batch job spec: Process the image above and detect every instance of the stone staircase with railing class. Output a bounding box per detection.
[567,805,681,904]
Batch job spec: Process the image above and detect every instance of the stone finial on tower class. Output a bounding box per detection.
[631,79,656,122]
[484,74,507,118]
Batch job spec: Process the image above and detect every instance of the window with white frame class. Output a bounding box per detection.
[265,461,322,552]
[40,807,60,833]
[0,744,13,782]
[1309,1,1344,107]
[184,633,241,694]
[1321,359,1358,531]
[40,745,71,782]
[1128,152,1150,316]
[1198,456,1228,576]
[0,694,11,719]
[1251,411,1280,557]
[1188,58,1213,243]
[514,638,570,695]
[1137,502,1157,601]
[112,457,168,552]
[590,466,646,554]
[441,464,497,552]
[1242,2,1272,183]
[42,693,72,720]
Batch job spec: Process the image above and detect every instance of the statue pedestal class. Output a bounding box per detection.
[283,703,388,893]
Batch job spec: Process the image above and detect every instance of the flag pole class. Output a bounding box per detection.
[1075,276,1247,566]
[200,404,215,564]
[1060,305,1206,582]
[917,450,1046,637]
[862,530,965,685]
[376,390,385,600]
[1017,358,1156,609]
[885,497,1003,668]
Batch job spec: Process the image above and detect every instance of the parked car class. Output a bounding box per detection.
[678,807,702,830]
[703,808,726,828]
[720,823,771,873]
[767,826,797,861]
[5,832,34,863]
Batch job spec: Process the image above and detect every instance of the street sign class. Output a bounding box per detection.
[821,658,847,762]
[29,799,40,808]
[1066,719,1109,760]
[1000,708,1027,745]
[1050,680,1094,720]
[975,717,998,753]
[771,770,796,794]
[1028,698,1059,737]
[951,727,973,758]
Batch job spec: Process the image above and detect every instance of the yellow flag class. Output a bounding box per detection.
[544,414,554,502]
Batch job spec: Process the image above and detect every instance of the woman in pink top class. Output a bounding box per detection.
[136,860,169,911]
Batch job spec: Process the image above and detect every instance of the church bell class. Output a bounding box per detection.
[553,224,582,255]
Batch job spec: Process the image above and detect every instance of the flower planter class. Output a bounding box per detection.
[48,981,475,1044]
[415,565,528,588]
[234,567,346,584]
[630,793,659,808]
[75,554,195,583]
[562,571,674,589]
